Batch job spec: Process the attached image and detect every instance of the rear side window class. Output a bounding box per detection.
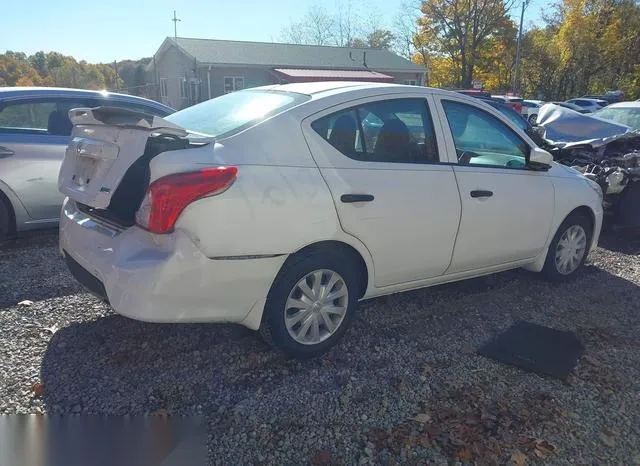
[0,98,91,136]
[166,89,309,138]
[312,98,439,164]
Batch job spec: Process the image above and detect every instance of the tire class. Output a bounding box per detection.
[0,197,13,242]
[541,213,592,282]
[259,248,360,359]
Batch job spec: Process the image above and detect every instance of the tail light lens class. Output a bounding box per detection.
[136,166,238,234]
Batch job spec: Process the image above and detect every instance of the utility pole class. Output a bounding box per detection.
[513,0,529,96]
[172,10,181,40]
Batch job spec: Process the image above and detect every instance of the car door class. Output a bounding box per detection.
[302,95,461,288]
[433,97,555,274]
[0,96,93,221]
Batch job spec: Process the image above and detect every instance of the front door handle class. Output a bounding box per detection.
[0,146,15,158]
[340,194,374,203]
[470,190,493,198]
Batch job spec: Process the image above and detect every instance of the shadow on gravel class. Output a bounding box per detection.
[0,231,80,308]
[39,315,261,415]
[39,260,639,416]
[597,227,640,254]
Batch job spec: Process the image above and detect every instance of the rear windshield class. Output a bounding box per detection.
[165,89,309,138]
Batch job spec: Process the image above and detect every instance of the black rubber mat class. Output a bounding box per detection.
[478,321,584,381]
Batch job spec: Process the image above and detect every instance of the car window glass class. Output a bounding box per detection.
[312,98,439,164]
[0,99,89,136]
[596,107,640,130]
[0,101,55,133]
[442,100,529,169]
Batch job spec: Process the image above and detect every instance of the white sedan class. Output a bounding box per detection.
[58,83,603,359]
[565,98,607,113]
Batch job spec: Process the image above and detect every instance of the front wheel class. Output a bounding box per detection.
[541,213,592,282]
[259,249,359,359]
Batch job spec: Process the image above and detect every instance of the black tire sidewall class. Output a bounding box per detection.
[263,250,359,359]
[543,214,592,281]
[0,199,10,241]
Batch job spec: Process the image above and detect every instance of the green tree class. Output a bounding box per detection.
[417,0,516,87]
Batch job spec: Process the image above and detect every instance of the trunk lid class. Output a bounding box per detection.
[58,107,190,209]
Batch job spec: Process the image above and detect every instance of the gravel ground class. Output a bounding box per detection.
[1,228,639,465]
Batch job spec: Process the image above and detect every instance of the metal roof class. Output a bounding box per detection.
[273,69,394,82]
[166,37,425,73]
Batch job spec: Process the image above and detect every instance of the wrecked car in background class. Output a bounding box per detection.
[536,104,640,227]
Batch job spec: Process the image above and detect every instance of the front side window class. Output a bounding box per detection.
[312,98,439,164]
[442,100,529,169]
[0,98,90,136]
[224,76,244,93]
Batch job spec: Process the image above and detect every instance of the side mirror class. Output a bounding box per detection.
[528,147,554,170]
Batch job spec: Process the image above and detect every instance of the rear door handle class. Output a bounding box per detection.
[470,190,493,198]
[0,146,15,158]
[340,194,374,203]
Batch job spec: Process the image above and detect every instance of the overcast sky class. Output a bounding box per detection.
[2,0,544,63]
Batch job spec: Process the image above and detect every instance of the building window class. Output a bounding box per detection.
[224,76,244,93]
[180,79,187,98]
[403,79,417,86]
[160,78,168,98]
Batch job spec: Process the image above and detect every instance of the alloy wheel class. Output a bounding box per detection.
[284,269,349,345]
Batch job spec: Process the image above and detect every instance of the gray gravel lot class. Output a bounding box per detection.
[1,229,639,464]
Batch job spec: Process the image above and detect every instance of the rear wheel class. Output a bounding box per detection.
[528,114,538,125]
[541,213,592,282]
[259,249,359,359]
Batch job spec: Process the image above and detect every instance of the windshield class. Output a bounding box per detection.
[165,89,309,138]
[595,107,640,130]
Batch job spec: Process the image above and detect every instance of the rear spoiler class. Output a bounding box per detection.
[68,106,188,137]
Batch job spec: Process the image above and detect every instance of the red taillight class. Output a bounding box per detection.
[136,166,238,234]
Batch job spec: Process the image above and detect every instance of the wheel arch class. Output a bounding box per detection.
[0,188,17,237]
[523,204,597,273]
[287,240,370,299]
[568,205,596,236]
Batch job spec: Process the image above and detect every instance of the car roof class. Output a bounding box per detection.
[602,101,640,108]
[0,87,175,112]
[251,81,489,103]
[568,98,601,103]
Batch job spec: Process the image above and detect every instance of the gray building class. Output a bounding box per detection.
[147,37,426,109]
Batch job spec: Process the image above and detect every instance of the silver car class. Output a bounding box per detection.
[0,87,174,240]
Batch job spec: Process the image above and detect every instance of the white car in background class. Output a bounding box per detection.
[522,100,543,124]
[58,82,603,358]
[565,98,607,113]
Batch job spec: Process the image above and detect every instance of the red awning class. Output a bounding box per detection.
[273,68,394,83]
